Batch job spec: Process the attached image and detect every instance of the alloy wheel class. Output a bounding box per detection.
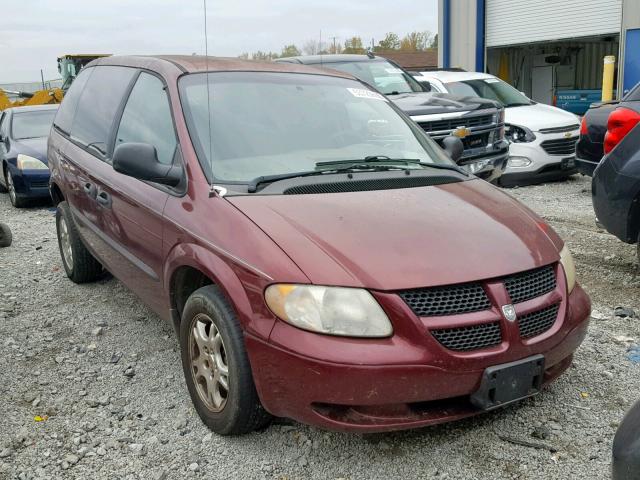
[189,313,229,412]
[6,171,16,205]
[58,215,74,270]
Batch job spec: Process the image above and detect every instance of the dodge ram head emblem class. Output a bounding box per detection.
[502,304,517,322]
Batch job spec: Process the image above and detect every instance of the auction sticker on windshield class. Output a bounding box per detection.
[347,88,388,101]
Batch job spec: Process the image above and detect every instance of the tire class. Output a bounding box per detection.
[55,201,103,283]
[0,223,12,248]
[180,285,271,435]
[6,169,28,208]
[637,231,640,265]
[0,165,7,194]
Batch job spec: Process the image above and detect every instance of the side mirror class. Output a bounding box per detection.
[442,135,464,163]
[112,142,182,187]
[612,400,640,480]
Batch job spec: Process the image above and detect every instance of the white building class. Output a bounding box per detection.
[438,0,640,105]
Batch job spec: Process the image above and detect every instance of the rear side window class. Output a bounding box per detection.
[70,66,136,156]
[114,72,177,165]
[53,67,92,135]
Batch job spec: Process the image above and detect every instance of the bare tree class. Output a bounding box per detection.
[302,39,327,55]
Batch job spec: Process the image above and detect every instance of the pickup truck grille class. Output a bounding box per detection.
[417,114,494,133]
[540,137,579,155]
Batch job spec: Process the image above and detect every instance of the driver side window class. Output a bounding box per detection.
[115,72,177,165]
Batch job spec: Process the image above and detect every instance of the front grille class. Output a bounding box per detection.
[282,175,461,195]
[462,132,489,149]
[431,322,502,351]
[539,124,580,134]
[504,265,556,304]
[417,114,494,133]
[518,304,560,339]
[540,137,578,155]
[399,283,491,317]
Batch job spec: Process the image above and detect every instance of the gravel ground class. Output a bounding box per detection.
[1,174,639,480]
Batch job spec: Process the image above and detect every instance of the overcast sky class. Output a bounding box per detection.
[0,0,438,83]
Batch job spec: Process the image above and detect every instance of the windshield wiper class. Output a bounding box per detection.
[247,157,467,193]
[316,156,468,176]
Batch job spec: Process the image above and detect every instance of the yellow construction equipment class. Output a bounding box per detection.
[57,54,111,90]
[1,54,110,111]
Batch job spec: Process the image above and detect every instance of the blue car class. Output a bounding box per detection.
[0,104,58,207]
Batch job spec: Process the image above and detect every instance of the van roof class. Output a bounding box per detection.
[90,55,356,80]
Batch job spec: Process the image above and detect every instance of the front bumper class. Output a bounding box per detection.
[247,283,591,433]
[459,146,509,183]
[8,166,51,200]
[500,130,580,186]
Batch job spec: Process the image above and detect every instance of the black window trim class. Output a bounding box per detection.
[107,67,186,197]
[52,65,186,197]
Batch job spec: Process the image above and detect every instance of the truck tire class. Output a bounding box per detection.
[55,201,103,283]
[180,285,271,435]
[0,223,12,248]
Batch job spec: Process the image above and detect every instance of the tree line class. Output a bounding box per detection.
[238,31,437,61]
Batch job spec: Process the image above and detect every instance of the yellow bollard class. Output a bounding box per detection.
[602,55,615,102]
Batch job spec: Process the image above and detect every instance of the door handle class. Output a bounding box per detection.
[83,182,97,198]
[96,190,112,208]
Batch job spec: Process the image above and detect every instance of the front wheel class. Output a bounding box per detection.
[55,201,103,283]
[180,285,271,435]
[6,169,27,208]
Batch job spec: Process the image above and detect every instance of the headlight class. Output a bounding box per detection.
[505,124,536,143]
[559,245,576,293]
[17,154,48,170]
[264,284,393,337]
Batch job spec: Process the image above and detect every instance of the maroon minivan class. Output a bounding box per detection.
[48,55,591,435]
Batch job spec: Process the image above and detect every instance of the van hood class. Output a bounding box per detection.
[228,179,562,290]
[390,92,500,117]
[506,103,580,132]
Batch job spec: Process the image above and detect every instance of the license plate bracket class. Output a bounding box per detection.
[470,355,545,410]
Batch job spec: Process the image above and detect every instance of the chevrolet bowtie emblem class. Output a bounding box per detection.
[452,126,472,139]
[502,304,517,322]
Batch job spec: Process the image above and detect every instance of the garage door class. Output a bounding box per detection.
[486,0,622,47]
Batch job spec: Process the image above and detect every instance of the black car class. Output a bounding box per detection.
[0,104,58,207]
[276,54,509,183]
[613,401,640,480]
[591,103,640,262]
[576,84,640,176]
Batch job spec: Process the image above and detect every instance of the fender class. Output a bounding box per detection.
[163,242,278,340]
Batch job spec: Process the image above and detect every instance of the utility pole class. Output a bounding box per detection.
[40,69,45,90]
[330,36,339,53]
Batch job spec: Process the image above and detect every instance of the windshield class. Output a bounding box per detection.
[445,78,533,107]
[179,72,452,184]
[12,110,57,140]
[321,60,424,95]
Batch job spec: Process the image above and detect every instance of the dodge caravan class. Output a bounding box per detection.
[48,56,591,435]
